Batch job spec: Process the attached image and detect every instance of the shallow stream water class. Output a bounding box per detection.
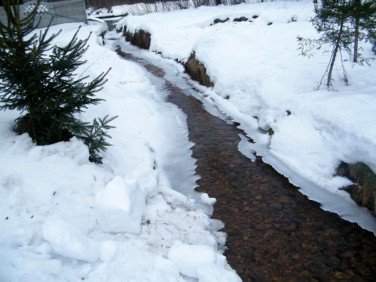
[115,45,376,281]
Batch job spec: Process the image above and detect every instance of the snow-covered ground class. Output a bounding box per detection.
[116,0,376,232]
[0,23,240,281]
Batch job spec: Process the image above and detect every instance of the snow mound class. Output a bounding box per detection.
[96,176,145,234]
[0,22,236,280]
[168,241,241,281]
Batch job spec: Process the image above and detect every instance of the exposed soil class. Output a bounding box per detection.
[212,18,230,25]
[233,16,251,22]
[122,27,151,50]
[184,53,214,88]
[115,47,376,282]
[211,16,251,26]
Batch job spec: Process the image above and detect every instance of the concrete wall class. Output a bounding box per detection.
[0,0,87,28]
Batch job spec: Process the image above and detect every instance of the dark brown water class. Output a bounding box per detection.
[116,47,376,281]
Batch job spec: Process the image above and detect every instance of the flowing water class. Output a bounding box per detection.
[115,46,376,281]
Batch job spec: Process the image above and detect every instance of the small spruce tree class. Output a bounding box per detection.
[0,0,116,163]
[311,0,353,88]
[298,0,376,88]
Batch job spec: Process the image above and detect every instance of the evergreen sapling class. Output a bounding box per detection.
[0,0,116,163]
[298,0,376,89]
[298,0,353,88]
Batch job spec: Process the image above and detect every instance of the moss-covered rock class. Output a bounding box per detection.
[184,53,214,88]
[123,27,151,50]
[337,162,376,215]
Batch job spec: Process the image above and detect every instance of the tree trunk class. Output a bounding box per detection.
[327,20,344,87]
[353,0,361,63]
[353,16,359,63]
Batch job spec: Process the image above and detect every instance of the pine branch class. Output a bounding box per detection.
[75,115,118,164]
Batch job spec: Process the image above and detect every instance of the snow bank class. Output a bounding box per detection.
[0,22,238,280]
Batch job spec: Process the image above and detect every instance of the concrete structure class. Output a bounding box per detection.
[0,0,87,28]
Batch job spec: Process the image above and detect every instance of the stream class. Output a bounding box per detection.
[114,42,376,281]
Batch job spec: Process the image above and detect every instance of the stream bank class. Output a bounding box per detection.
[115,45,376,281]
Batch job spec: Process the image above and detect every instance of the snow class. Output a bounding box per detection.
[0,22,237,281]
[269,114,349,192]
[96,176,145,234]
[168,241,240,281]
[99,240,117,262]
[117,0,376,232]
[42,218,99,262]
[201,193,217,205]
